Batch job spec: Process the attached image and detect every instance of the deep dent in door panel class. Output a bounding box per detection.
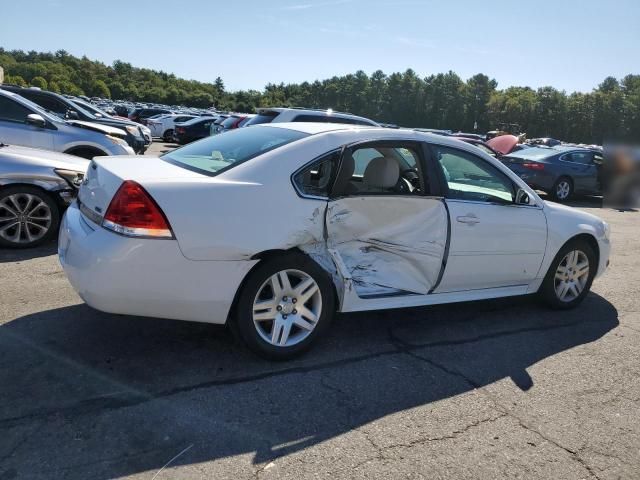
[319,197,448,297]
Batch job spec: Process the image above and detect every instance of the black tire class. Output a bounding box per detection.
[0,186,60,249]
[550,176,573,202]
[539,238,596,309]
[163,129,174,142]
[233,252,336,360]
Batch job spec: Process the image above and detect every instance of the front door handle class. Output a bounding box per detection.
[457,214,480,225]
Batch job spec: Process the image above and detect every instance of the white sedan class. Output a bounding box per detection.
[146,114,197,141]
[59,123,611,359]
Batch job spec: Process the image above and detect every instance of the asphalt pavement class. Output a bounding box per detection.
[0,141,638,479]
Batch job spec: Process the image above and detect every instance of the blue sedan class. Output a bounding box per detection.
[501,146,602,201]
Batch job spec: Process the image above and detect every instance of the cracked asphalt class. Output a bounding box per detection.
[1,142,639,479]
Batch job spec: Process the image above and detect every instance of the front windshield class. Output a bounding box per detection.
[72,99,111,118]
[161,126,308,176]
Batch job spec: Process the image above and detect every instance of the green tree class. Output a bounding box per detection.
[5,74,27,86]
[90,79,111,98]
[30,76,48,89]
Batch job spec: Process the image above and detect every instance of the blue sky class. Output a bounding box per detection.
[1,0,639,92]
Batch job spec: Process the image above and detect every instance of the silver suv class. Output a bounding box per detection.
[0,89,135,159]
[243,107,379,127]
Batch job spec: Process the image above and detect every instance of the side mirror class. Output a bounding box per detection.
[515,188,532,206]
[66,109,80,120]
[26,114,46,129]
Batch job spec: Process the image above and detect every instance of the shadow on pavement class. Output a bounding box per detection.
[0,241,57,264]
[0,294,618,479]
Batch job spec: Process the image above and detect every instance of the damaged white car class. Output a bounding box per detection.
[59,123,611,359]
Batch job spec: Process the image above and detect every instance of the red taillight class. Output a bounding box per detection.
[176,127,186,134]
[102,180,173,238]
[522,162,545,170]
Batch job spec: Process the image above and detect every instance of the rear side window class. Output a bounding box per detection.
[293,150,340,198]
[0,96,31,122]
[562,151,593,165]
[161,126,308,176]
[244,112,279,126]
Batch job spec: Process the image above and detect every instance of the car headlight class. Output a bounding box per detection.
[140,125,151,135]
[54,169,85,188]
[125,125,140,136]
[105,135,128,146]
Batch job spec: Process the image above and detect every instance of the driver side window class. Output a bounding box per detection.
[434,146,515,203]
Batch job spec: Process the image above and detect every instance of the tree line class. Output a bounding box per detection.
[1,48,638,144]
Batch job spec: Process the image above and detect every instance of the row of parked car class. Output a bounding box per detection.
[0,84,607,249]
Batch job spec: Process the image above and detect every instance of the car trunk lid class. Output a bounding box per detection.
[77,155,204,223]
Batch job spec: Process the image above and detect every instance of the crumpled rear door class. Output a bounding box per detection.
[325,196,448,298]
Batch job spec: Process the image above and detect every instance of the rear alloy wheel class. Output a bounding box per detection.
[552,177,573,201]
[539,239,596,309]
[0,186,60,248]
[234,253,335,359]
[163,129,174,142]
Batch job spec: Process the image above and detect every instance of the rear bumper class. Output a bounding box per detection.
[503,164,555,191]
[58,203,257,324]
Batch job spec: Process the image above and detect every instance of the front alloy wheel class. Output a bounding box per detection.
[553,178,572,201]
[554,250,589,302]
[540,239,596,309]
[0,187,59,248]
[234,253,335,359]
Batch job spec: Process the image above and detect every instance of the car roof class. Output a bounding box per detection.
[262,122,378,135]
[262,123,490,152]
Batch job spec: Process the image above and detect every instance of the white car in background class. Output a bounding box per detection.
[59,123,610,359]
[243,107,379,127]
[146,113,197,141]
[0,90,135,159]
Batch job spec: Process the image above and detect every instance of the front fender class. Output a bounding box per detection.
[529,201,609,292]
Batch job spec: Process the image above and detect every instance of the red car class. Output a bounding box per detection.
[455,135,520,157]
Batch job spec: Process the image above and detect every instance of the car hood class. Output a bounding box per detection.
[487,134,519,155]
[67,120,127,137]
[0,144,90,171]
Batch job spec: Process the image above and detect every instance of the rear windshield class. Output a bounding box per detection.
[161,126,308,176]
[221,116,241,128]
[244,111,279,126]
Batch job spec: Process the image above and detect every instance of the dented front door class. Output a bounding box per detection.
[325,196,448,302]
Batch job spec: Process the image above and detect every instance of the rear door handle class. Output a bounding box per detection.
[457,214,480,225]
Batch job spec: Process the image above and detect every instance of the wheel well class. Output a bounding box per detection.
[0,182,54,198]
[64,146,108,159]
[0,182,63,211]
[566,233,599,267]
[226,247,339,324]
[556,175,573,186]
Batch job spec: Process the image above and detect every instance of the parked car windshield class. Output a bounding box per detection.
[161,126,308,176]
[244,111,279,126]
[71,99,112,119]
